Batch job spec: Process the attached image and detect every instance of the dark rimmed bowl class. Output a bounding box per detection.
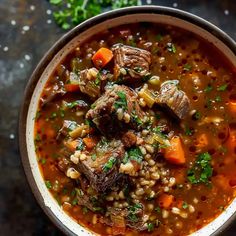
[19,6,236,236]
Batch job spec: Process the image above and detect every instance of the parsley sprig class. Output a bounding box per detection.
[50,0,141,30]
[187,152,213,185]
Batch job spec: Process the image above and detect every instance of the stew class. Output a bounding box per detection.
[34,23,236,235]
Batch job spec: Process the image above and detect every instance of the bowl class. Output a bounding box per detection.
[19,6,236,236]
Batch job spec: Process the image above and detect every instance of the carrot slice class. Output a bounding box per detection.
[112,226,126,235]
[229,101,236,113]
[64,140,79,152]
[64,84,80,92]
[158,193,174,209]
[164,136,186,165]
[92,47,113,68]
[83,137,96,149]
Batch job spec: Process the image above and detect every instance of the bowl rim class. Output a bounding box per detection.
[19,5,236,236]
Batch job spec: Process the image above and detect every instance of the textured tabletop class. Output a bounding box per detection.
[0,0,235,235]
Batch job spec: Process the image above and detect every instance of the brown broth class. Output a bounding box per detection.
[34,23,236,236]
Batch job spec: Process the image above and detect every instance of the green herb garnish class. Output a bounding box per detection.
[76,139,84,151]
[35,133,41,142]
[102,156,116,172]
[187,152,213,185]
[114,91,127,110]
[183,63,192,71]
[167,42,176,53]
[72,198,78,206]
[217,84,228,91]
[50,0,140,30]
[155,206,161,213]
[127,147,143,163]
[156,34,163,41]
[182,202,188,209]
[127,203,142,223]
[147,222,154,232]
[82,206,88,214]
[91,153,97,161]
[215,95,222,102]
[204,85,213,92]
[50,112,57,119]
[185,126,193,136]
[45,180,52,189]
[193,111,201,120]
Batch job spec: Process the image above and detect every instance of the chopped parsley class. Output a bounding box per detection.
[72,198,78,206]
[76,139,84,151]
[45,180,52,189]
[50,112,57,119]
[187,152,213,185]
[50,0,141,30]
[114,91,127,110]
[215,95,222,102]
[91,153,97,161]
[156,34,163,41]
[34,133,41,142]
[193,111,201,120]
[82,206,88,214]
[182,202,188,209]
[102,156,116,172]
[185,126,193,136]
[155,206,161,213]
[167,42,176,53]
[41,158,46,165]
[183,63,192,71]
[217,84,228,91]
[204,85,213,92]
[66,100,87,109]
[206,98,213,109]
[34,111,41,120]
[127,203,142,223]
[153,126,167,139]
[131,110,142,126]
[147,222,154,232]
[127,147,143,163]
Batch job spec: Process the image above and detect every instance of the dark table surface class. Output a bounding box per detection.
[0,0,235,235]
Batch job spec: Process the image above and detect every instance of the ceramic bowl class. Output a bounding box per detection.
[19,6,236,236]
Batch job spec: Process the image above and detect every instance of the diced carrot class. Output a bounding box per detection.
[83,137,96,149]
[92,47,113,68]
[158,193,174,209]
[64,139,78,152]
[229,101,236,113]
[112,226,126,235]
[196,133,208,148]
[64,83,80,92]
[164,136,186,165]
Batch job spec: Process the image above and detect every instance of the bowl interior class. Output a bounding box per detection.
[22,8,236,236]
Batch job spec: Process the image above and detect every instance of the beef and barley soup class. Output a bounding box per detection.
[34,23,236,235]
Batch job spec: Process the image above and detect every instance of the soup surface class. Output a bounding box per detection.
[34,23,236,235]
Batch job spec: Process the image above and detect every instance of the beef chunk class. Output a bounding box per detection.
[86,85,144,135]
[40,80,66,106]
[121,131,137,148]
[112,44,151,82]
[156,80,190,119]
[77,139,125,192]
[106,203,147,231]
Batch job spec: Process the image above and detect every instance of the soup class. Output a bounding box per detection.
[34,23,236,235]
